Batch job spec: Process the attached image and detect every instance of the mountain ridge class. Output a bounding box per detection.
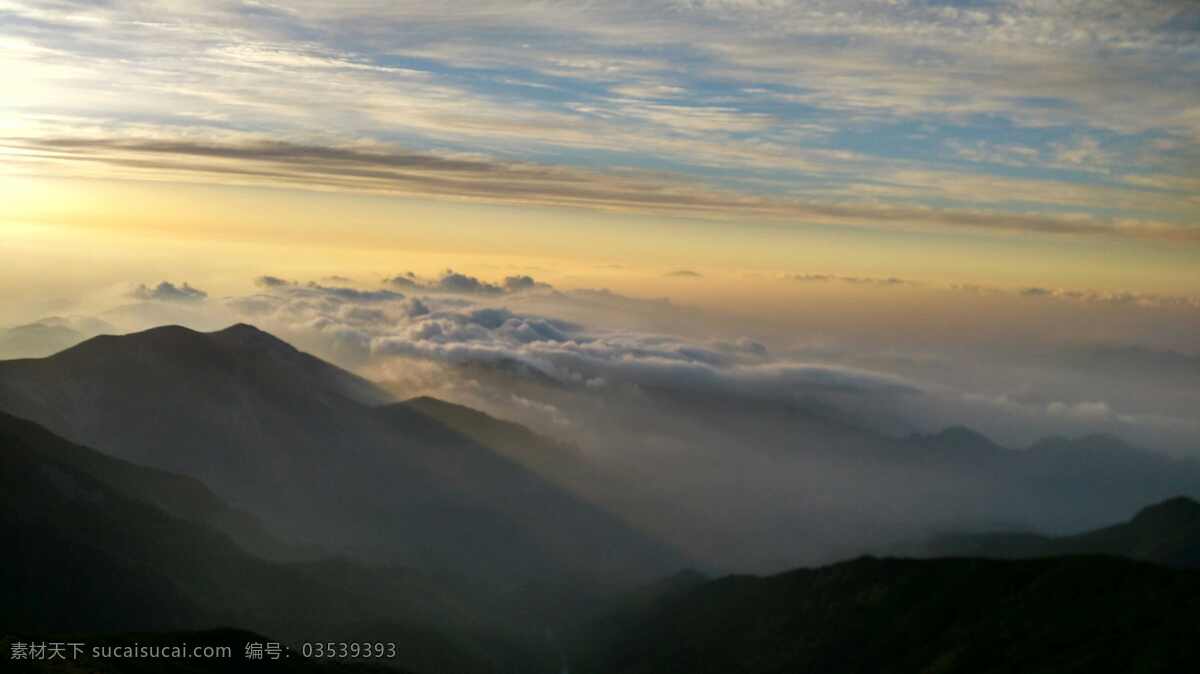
[0,323,682,585]
[0,409,293,559]
[572,554,1200,674]
[0,410,553,673]
[910,496,1200,568]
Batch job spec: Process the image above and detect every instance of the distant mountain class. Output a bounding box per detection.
[911,496,1200,568]
[639,385,1200,536]
[622,383,1200,560]
[895,426,1200,534]
[574,555,1200,674]
[0,322,81,359]
[0,324,680,584]
[0,316,117,359]
[991,434,1200,533]
[403,362,1200,570]
[1056,344,1200,383]
[908,425,1005,456]
[0,410,562,674]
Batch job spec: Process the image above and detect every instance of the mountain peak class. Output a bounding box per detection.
[126,324,197,338]
[58,323,293,360]
[59,324,202,356]
[6,322,389,408]
[1131,496,1200,527]
[913,425,1003,453]
[935,425,999,447]
[209,322,294,351]
[216,322,265,335]
[406,395,451,407]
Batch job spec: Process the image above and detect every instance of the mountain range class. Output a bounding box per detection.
[434,362,1200,568]
[8,402,1200,674]
[4,321,1198,575]
[572,554,1200,674]
[908,496,1200,568]
[5,322,1200,672]
[0,323,681,585]
[0,407,572,673]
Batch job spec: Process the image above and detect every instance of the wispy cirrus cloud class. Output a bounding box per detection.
[0,0,1195,243]
[782,272,1200,309]
[6,134,1197,242]
[1015,286,1200,309]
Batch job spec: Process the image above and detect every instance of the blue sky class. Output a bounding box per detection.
[0,0,1197,244]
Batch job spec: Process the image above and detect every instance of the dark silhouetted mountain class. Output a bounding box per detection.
[574,556,1200,674]
[912,496,1200,568]
[0,410,565,674]
[372,399,683,583]
[0,405,291,560]
[0,324,680,585]
[404,396,555,458]
[573,567,711,652]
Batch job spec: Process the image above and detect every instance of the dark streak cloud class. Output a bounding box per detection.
[303,282,403,302]
[130,281,207,303]
[1015,285,1199,308]
[787,273,917,286]
[384,272,419,288]
[255,275,294,287]
[31,138,500,174]
[502,275,550,291]
[10,136,1198,243]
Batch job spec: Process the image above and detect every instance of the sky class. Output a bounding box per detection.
[1,1,1197,274]
[0,1,1198,455]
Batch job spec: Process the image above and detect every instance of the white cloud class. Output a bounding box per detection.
[177,270,1196,453]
